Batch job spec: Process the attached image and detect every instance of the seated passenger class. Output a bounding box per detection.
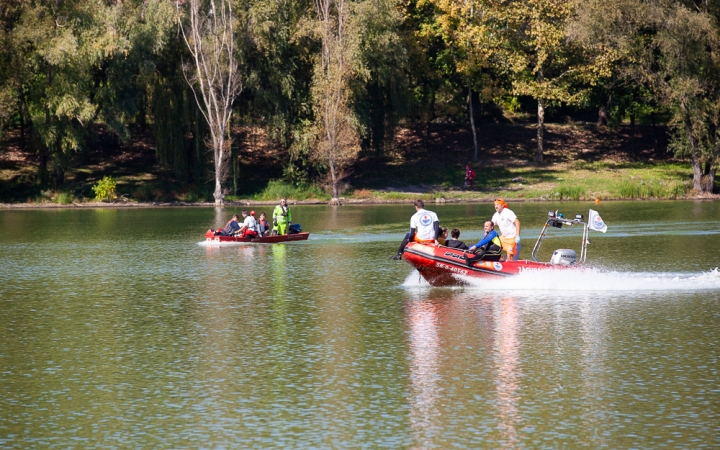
[237,210,259,238]
[437,226,448,246]
[464,220,502,264]
[446,228,468,250]
[257,212,270,237]
[215,214,241,235]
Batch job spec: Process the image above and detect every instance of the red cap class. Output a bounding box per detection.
[250,210,256,216]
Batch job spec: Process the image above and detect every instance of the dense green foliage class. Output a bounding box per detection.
[0,0,718,198]
[92,175,117,201]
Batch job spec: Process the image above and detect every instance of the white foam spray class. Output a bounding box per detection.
[457,267,720,293]
[198,240,247,247]
[402,270,432,287]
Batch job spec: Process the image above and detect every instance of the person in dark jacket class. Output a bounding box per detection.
[214,214,241,235]
[445,228,468,250]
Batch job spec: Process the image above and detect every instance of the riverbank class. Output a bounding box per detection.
[2,122,717,207]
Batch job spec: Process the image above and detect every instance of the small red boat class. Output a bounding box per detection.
[205,230,310,244]
[402,211,600,286]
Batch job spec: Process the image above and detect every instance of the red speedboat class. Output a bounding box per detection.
[205,230,310,244]
[402,211,598,286]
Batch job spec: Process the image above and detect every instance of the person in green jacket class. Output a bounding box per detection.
[272,197,292,235]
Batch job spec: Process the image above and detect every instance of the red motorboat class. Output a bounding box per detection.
[402,211,602,286]
[205,230,310,244]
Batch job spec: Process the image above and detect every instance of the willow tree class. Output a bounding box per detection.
[571,0,719,193]
[177,0,242,206]
[650,3,720,193]
[5,0,117,186]
[309,0,361,204]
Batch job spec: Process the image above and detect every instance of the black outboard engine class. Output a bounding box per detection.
[550,249,577,265]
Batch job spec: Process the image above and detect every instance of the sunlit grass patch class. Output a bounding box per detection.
[553,185,586,200]
[615,179,687,199]
[252,180,329,201]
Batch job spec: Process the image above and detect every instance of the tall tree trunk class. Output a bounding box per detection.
[705,168,716,193]
[17,85,32,150]
[630,113,636,158]
[651,112,659,153]
[38,63,53,186]
[597,105,608,127]
[468,84,478,162]
[177,0,242,207]
[536,98,545,163]
[424,89,435,153]
[682,106,704,192]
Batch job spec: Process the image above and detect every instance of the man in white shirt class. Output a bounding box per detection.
[491,198,521,261]
[237,210,259,238]
[391,199,440,260]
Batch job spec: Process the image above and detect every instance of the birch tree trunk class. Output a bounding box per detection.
[682,105,704,192]
[468,84,478,162]
[536,98,545,164]
[313,0,360,205]
[177,0,242,206]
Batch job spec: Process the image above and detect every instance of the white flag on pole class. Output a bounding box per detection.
[588,209,607,233]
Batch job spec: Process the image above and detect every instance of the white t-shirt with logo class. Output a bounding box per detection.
[410,208,439,240]
[243,215,258,233]
[492,207,518,238]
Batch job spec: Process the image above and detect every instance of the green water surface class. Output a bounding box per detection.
[1,201,719,448]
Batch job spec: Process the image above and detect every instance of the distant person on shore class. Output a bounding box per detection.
[491,198,521,261]
[214,214,241,236]
[272,197,292,235]
[391,199,440,260]
[446,228,468,250]
[258,212,270,237]
[463,165,476,189]
[465,220,502,264]
[237,210,259,238]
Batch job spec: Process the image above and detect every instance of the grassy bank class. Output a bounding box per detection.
[0,123,715,207]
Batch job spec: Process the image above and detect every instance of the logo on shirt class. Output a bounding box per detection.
[419,214,432,226]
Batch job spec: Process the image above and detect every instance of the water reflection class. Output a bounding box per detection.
[494,297,521,447]
[406,297,443,444]
[404,292,524,447]
[579,299,607,446]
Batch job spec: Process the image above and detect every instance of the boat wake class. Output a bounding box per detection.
[402,267,720,292]
[198,240,246,247]
[459,267,720,292]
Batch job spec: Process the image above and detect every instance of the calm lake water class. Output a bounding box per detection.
[1,201,719,448]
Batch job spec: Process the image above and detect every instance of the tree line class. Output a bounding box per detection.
[0,0,718,204]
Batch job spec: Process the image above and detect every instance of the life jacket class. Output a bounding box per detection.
[480,234,501,254]
[225,220,240,234]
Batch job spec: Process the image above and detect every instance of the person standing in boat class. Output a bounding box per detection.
[272,198,292,235]
[237,210,259,238]
[491,198,521,261]
[391,199,440,260]
[464,220,502,263]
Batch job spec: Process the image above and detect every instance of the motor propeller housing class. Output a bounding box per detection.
[550,249,577,265]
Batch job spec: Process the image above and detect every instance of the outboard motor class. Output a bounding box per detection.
[550,249,577,265]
